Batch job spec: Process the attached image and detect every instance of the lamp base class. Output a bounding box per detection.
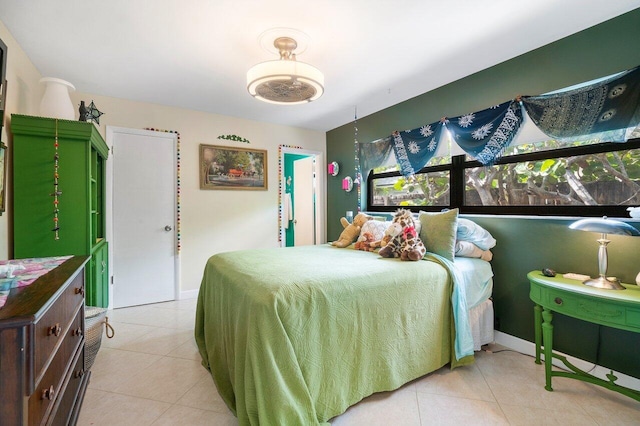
[583,276,626,290]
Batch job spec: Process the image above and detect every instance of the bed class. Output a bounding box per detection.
[195,241,494,425]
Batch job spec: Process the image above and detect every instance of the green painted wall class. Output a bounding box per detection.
[470,215,640,376]
[326,9,640,378]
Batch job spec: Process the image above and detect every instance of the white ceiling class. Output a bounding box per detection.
[1,1,639,132]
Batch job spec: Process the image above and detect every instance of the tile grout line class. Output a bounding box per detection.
[474,351,511,424]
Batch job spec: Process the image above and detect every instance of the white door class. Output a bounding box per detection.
[110,128,176,308]
[293,156,315,245]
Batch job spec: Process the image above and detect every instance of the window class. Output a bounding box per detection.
[367,137,640,217]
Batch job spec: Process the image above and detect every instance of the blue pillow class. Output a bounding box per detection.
[456,218,496,250]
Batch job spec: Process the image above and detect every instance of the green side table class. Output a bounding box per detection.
[528,270,640,402]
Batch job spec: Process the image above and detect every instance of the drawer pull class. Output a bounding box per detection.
[48,323,62,337]
[554,297,563,305]
[74,369,85,378]
[73,327,83,337]
[75,286,85,296]
[42,385,55,400]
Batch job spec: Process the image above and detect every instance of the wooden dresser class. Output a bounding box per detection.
[0,256,90,425]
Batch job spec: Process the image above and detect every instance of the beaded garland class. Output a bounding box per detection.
[52,119,61,239]
[278,144,304,244]
[144,128,182,252]
[353,107,362,212]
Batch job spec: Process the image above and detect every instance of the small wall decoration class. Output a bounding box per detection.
[200,144,267,190]
[342,176,354,192]
[328,161,339,176]
[79,100,104,124]
[217,134,250,143]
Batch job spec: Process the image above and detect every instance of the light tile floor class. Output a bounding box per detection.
[78,300,640,425]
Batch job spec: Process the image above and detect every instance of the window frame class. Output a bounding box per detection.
[366,137,640,217]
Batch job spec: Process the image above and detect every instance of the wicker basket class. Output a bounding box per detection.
[84,306,114,370]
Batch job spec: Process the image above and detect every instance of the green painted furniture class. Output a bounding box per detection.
[12,115,109,307]
[528,270,640,401]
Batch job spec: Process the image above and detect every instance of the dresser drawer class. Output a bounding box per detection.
[538,285,638,329]
[28,308,84,426]
[49,348,87,426]
[33,273,84,383]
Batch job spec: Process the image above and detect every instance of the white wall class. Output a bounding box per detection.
[0,19,44,260]
[0,19,326,295]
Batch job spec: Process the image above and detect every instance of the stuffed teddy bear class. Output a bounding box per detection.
[354,231,376,251]
[332,212,372,248]
[379,209,426,261]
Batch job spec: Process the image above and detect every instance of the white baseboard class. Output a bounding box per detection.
[179,289,199,300]
[494,331,640,392]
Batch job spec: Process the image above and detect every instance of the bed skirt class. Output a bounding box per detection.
[469,298,494,350]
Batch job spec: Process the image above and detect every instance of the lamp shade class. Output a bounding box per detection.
[569,217,640,236]
[568,216,639,290]
[39,77,75,120]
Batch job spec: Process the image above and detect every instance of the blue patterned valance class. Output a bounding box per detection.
[359,65,640,176]
[357,136,394,174]
[391,121,444,177]
[521,66,640,143]
[445,101,523,166]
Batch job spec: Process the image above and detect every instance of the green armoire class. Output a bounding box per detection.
[12,114,109,307]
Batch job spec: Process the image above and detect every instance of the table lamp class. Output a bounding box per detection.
[569,216,640,290]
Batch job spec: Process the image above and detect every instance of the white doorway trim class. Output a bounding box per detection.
[278,146,325,247]
[105,126,180,309]
[293,156,316,246]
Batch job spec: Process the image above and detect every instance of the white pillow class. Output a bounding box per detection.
[456,218,496,250]
[455,240,493,261]
[359,220,391,242]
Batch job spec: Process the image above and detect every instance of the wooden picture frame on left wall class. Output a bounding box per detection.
[0,36,7,215]
[0,36,7,135]
[0,143,6,215]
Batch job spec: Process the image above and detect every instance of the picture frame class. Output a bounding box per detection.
[0,36,6,112]
[0,143,6,215]
[200,144,267,190]
[0,37,7,154]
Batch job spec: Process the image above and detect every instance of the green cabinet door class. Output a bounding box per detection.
[12,115,109,307]
[87,241,108,307]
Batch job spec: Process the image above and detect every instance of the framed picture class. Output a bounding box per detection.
[200,144,267,190]
[0,36,7,149]
[0,143,6,215]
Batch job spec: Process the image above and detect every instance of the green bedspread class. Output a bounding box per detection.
[195,245,472,425]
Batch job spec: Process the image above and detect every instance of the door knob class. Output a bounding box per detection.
[164,225,172,231]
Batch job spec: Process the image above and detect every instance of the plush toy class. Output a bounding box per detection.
[369,222,401,250]
[399,225,426,261]
[379,209,426,261]
[354,231,376,251]
[332,212,372,248]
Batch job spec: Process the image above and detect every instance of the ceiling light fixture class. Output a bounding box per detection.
[247,36,324,105]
